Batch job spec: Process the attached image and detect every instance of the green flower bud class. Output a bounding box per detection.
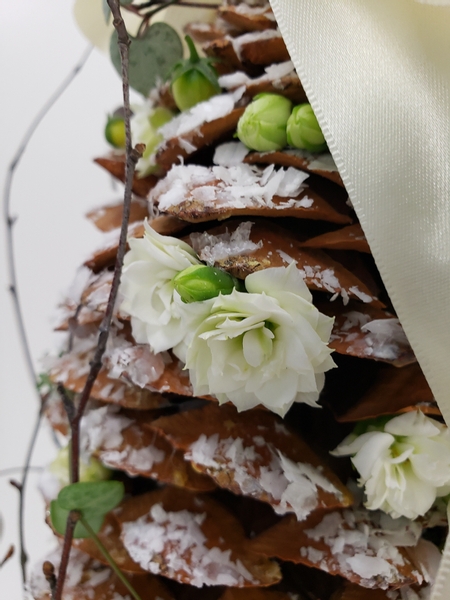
[49,446,111,487]
[173,264,239,303]
[171,36,221,112]
[286,103,327,153]
[237,93,293,152]
[104,116,126,149]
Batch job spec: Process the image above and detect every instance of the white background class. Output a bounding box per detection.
[0,1,128,596]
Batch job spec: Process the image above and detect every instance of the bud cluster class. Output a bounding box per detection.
[237,94,327,153]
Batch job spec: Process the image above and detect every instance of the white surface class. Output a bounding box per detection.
[0,1,128,597]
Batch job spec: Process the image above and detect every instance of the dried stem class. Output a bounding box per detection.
[3,45,92,396]
[2,45,91,587]
[79,517,142,600]
[16,401,47,582]
[43,561,57,597]
[0,546,15,570]
[54,2,142,598]
[52,511,79,600]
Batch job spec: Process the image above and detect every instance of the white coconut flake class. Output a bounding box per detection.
[80,405,132,455]
[121,504,256,587]
[230,29,282,61]
[190,222,262,265]
[152,163,309,213]
[349,286,374,304]
[360,318,409,360]
[218,71,251,89]
[158,93,236,140]
[213,141,250,166]
[303,509,421,589]
[186,434,342,520]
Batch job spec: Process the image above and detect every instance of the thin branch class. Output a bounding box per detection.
[57,383,76,423]
[0,466,42,477]
[54,3,143,598]
[79,516,142,600]
[17,401,47,584]
[2,46,91,586]
[42,561,57,597]
[0,546,15,569]
[52,511,79,600]
[2,45,92,395]
[133,0,219,10]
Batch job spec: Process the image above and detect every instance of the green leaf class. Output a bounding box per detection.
[57,480,124,514]
[110,23,183,96]
[50,501,105,539]
[102,0,111,24]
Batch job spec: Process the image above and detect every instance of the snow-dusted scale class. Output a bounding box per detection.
[250,508,435,591]
[219,60,307,103]
[245,148,344,187]
[204,28,289,71]
[150,403,352,520]
[218,2,277,33]
[318,303,416,367]
[79,404,215,491]
[187,220,382,307]
[152,162,351,224]
[47,329,193,409]
[117,487,282,588]
[28,546,173,600]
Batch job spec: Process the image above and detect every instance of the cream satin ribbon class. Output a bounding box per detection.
[269,0,450,596]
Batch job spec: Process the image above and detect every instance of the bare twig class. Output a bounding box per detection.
[43,561,57,597]
[0,546,15,569]
[57,383,76,423]
[2,45,91,587]
[54,3,143,598]
[2,45,92,396]
[0,466,42,477]
[17,401,47,582]
[53,511,79,600]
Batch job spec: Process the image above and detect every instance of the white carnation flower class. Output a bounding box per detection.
[185,263,335,417]
[120,221,211,361]
[332,410,450,519]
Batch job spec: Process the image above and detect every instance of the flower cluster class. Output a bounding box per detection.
[120,221,335,416]
[332,410,450,519]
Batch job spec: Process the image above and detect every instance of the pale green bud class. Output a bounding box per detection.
[173,264,239,303]
[49,446,111,487]
[105,116,126,149]
[286,103,327,153]
[237,93,293,152]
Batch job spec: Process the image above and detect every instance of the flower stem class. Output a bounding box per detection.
[79,516,142,600]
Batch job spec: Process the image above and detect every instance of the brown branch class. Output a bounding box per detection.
[43,561,57,597]
[0,546,14,569]
[53,511,79,600]
[2,45,92,587]
[54,2,143,599]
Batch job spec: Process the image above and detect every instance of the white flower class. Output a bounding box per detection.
[120,221,211,361]
[185,264,335,417]
[332,410,450,519]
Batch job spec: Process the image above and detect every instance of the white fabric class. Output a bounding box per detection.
[269,0,450,596]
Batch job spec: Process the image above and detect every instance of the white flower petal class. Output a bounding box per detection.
[186,265,334,415]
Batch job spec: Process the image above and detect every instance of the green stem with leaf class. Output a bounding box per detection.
[79,517,142,600]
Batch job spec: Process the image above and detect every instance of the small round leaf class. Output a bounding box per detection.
[110,23,183,97]
[50,501,105,539]
[57,480,124,514]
